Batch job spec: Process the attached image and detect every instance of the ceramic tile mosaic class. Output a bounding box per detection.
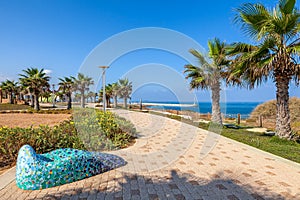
[16,145,125,190]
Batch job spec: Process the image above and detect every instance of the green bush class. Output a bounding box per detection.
[0,108,136,168]
[73,108,136,151]
[0,121,85,167]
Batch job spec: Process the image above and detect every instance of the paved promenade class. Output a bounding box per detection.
[1,109,300,199]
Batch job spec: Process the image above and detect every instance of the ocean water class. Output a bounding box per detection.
[143,101,262,118]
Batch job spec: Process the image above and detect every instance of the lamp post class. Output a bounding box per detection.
[99,66,109,112]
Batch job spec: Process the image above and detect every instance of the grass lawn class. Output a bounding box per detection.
[0,103,31,111]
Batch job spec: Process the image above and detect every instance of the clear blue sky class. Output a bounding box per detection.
[0,0,299,102]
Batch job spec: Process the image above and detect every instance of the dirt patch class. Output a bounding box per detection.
[0,113,71,128]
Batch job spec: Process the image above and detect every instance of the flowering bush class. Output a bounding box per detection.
[73,108,136,151]
[0,108,136,168]
[0,121,84,168]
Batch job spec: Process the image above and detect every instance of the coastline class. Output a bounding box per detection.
[129,101,261,120]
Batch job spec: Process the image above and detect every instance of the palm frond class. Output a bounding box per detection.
[279,0,296,14]
[234,3,271,40]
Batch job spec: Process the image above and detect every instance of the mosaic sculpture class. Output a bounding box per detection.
[16,145,125,190]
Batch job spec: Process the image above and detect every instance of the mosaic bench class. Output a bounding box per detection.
[16,145,125,190]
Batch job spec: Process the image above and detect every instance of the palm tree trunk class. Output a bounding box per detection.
[80,90,85,108]
[124,97,128,109]
[0,89,2,104]
[113,96,118,108]
[211,83,222,125]
[275,76,292,139]
[106,96,110,108]
[30,95,34,107]
[67,92,72,110]
[34,94,40,110]
[9,92,14,104]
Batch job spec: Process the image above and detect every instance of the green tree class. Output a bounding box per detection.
[19,68,50,110]
[99,84,113,107]
[73,73,94,108]
[86,91,96,103]
[58,76,75,109]
[184,38,232,125]
[229,0,300,139]
[118,78,132,109]
[0,80,18,104]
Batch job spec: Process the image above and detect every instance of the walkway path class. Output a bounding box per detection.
[1,109,300,199]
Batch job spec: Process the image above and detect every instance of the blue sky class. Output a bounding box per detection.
[0,0,299,102]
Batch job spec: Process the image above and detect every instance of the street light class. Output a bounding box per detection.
[99,66,109,112]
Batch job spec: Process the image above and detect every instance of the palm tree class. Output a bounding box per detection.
[99,84,113,107]
[184,38,233,125]
[0,80,18,104]
[112,82,120,108]
[58,76,75,109]
[87,91,96,103]
[118,78,132,109]
[19,68,50,110]
[229,0,300,139]
[73,73,94,108]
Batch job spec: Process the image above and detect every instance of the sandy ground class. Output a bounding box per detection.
[246,127,267,133]
[0,113,71,128]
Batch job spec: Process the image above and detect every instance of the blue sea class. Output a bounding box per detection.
[139,101,262,119]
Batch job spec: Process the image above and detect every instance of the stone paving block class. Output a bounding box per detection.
[87,193,97,200]
[146,184,156,195]
[95,193,106,200]
[1,110,300,199]
[104,193,114,200]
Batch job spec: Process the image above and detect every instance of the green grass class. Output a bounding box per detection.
[0,103,31,111]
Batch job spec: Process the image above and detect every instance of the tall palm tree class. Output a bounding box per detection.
[118,78,132,109]
[0,80,18,104]
[112,82,120,108]
[229,0,300,139]
[19,68,50,110]
[73,73,94,108]
[58,76,75,109]
[86,91,96,103]
[184,38,232,125]
[99,84,113,107]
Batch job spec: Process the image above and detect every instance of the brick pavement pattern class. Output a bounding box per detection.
[1,109,300,200]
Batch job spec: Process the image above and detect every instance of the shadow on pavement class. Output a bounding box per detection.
[35,169,289,200]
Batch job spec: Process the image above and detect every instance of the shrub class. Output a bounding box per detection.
[73,108,136,151]
[0,121,85,167]
[0,108,136,168]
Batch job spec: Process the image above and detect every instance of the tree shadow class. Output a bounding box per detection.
[36,169,291,200]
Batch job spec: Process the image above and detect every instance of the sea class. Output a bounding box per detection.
[138,101,262,119]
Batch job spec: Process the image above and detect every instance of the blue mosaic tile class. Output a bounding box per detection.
[16,145,125,190]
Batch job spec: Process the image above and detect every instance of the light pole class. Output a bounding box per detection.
[99,66,109,112]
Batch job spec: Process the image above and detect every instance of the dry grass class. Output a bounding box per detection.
[249,97,300,132]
